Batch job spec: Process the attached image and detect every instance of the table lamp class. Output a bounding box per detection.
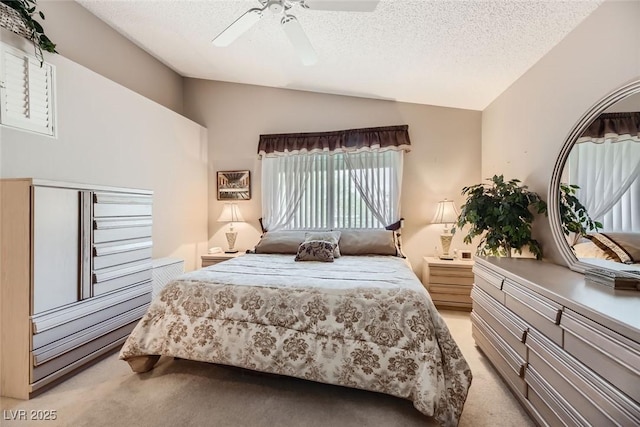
[217,203,245,253]
[432,199,459,260]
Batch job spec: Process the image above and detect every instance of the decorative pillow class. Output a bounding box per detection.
[305,231,341,257]
[585,233,634,264]
[254,231,306,254]
[335,229,400,256]
[601,232,640,261]
[294,240,336,262]
[572,241,615,261]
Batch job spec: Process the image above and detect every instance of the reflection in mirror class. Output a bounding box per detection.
[549,80,640,278]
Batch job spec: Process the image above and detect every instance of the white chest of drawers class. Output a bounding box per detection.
[1,179,153,398]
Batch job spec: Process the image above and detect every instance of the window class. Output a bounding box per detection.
[262,150,402,231]
[0,42,56,136]
[568,139,640,232]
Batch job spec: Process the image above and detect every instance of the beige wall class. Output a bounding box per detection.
[0,29,208,271]
[37,0,184,114]
[183,80,482,275]
[482,0,640,264]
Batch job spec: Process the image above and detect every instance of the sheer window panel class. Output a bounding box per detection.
[262,150,402,231]
[568,139,640,232]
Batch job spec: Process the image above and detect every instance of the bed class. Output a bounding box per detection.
[120,249,472,427]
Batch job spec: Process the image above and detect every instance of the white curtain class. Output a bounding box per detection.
[261,154,314,231]
[261,150,404,230]
[568,138,640,231]
[343,150,403,227]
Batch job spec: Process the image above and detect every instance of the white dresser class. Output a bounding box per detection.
[472,257,639,426]
[0,179,153,398]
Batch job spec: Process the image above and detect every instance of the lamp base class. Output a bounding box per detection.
[225,231,238,253]
[439,232,454,260]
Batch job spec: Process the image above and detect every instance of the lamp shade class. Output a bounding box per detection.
[217,203,245,223]
[432,199,459,225]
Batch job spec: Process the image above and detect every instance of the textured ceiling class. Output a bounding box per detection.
[77,0,603,110]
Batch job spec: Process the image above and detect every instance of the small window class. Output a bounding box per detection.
[0,42,56,137]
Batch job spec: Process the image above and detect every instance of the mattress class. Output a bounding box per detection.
[119,254,472,427]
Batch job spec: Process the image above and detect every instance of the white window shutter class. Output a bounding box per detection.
[0,43,55,136]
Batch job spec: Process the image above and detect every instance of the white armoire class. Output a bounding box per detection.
[0,178,153,398]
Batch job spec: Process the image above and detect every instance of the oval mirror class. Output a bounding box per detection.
[549,79,640,277]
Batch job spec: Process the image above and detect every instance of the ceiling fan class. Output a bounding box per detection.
[211,0,379,66]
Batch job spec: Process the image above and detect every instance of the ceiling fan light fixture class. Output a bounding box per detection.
[267,0,285,14]
[281,15,318,66]
[212,0,378,62]
[212,7,264,47]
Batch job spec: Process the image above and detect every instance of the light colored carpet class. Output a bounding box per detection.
[1,310,534,427]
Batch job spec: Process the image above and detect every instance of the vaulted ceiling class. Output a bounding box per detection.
[77,0,603,110]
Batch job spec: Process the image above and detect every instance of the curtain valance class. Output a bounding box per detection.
[257,125,411,158]
[577,112,640,143]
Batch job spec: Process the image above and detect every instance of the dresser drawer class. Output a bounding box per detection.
[32,285,151,349]
[527,328,640,426]
[472,316,527,398]
[472,311,526,378]
[93,226,152,243]
[472,286,528,360]
[31,320,138,383]
[525,366,588,427]
[33,305,147,366]
[503,279,563,345]
[473,264,505,304]
[94,203,152,218]
[561,309,640,403]
[93,192,152,218]
[93,247,152,270]
[93,259,152,296]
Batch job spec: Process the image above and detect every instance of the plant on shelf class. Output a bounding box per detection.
[1,0,57,62]
[453,175,547,259]
[558,183,602,246]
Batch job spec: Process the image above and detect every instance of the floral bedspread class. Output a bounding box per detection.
[120,254,472,427]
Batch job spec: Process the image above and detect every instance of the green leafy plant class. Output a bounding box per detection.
[453,175,547,259]
[1,0,57,63]
[559,183,602,245]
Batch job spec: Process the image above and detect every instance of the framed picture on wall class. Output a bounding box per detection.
[217,170,251,200]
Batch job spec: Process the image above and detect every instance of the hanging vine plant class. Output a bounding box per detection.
[1,0,57,63]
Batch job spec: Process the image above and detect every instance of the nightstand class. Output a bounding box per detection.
[201,252,243,268]
[422,256,474,311]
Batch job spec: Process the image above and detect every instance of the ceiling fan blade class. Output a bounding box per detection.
[212,8,264,47]
[281,15,318,66]
[302,0,379,12]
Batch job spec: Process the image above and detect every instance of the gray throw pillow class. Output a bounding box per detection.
[336,229,399,256]
[254,231,307,254]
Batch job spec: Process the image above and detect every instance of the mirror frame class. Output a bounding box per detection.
[548,78,640,273]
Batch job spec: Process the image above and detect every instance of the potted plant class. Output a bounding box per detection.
[558,183,602,245]
[0,0,57,62]
[453,175,547,259]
